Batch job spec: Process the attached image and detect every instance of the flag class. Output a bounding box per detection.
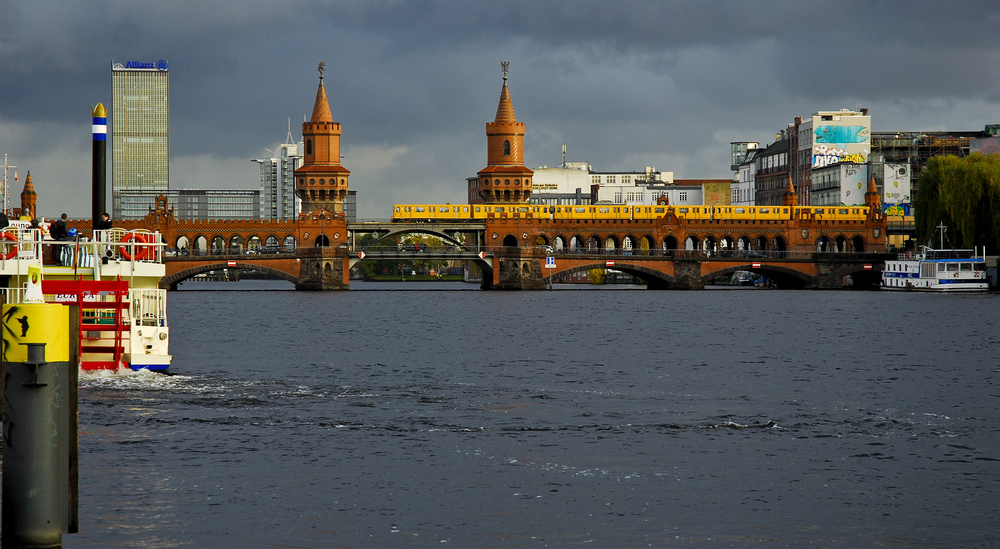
[13,172,17,182]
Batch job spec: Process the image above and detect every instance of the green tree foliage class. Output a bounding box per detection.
[914,153,1000,251]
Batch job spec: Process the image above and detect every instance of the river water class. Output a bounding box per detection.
[58,281,999,547]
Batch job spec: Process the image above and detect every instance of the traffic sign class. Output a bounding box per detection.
[227,260,236,267]
[478,251,486,259]
[752,262,761,269]
[606,260,615,267]
[863,264,872,270]
[358,251,366,259]
[545,256,556,269]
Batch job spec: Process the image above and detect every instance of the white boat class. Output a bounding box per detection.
[0,223,171,370]
[882,247,988,292]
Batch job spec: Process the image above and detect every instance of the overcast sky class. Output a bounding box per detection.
[1,0,998,219]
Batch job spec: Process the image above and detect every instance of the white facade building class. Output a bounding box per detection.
[253,141,302,220]
[593,183,701,206]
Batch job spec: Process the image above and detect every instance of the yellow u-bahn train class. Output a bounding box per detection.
[391,203,870,222]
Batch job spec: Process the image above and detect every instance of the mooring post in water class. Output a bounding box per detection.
[1,296,76,549]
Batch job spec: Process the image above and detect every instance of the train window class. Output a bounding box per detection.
[759,208,769,214]
[518,207,528,213]
[654,207,664,213]
[839,209,849,215]
[678,208,688,213]
[782,208,788,214]
[415,207,425,212]
[475,207,481,212]
[574,208,586,213]
[599,207,610,213]
[395,207,400,212]
[404,207,410,212]
[815,208,825,214]
[734,208,745,214]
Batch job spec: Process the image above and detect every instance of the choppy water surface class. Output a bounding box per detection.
[62,281,999,547]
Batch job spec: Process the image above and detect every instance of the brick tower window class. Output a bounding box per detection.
[503,140,510,155]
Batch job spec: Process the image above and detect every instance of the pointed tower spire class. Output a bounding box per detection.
[20,171,36,219]
[295,61,350,216]
[782,175,797,207]
[477,62,533,204]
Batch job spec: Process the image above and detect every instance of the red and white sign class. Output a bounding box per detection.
[752,262,761,269]
[864,264,872,270]
[358,251,366,259]
[478,251,486,259]
[606,260,615,267]
[227,260,237,267]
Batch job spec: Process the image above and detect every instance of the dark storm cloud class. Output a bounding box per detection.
[1,0,997,217]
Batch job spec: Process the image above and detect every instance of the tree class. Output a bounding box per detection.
[914,153,1000,251]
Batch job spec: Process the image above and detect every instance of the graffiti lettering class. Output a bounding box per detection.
[884,204,912,216]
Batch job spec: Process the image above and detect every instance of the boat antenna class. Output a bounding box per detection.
[936,222,949,249]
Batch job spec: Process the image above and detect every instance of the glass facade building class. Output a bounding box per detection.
[111,60,169,218]
[253,142,302,220]
[116,189,260,220]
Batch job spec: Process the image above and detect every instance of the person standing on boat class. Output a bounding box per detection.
[97,212,112,231]
[51,213,69,265]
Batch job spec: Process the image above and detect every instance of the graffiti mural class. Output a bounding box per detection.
[813,144,868,168]
[884,203,912,216]
[814,125,870,144]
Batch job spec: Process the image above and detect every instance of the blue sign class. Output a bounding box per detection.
[123,60,168,71]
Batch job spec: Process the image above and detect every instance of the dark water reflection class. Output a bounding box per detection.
[63,281,1000,547]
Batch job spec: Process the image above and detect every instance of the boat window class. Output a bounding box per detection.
[946,263,959,271]
[960,263,972,271]
[974,263,986,271]
[937,263,945,272]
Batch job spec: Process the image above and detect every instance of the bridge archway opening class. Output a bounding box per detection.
[283,235,297,251]
[534,235,549,246]
[639,236,653,253]
[588,235,602,251]
[175,235,189,251]
[772,236,787,253]
[248,235,261,252]
[194,235,207,254]
[721,236,735,252]
[704,236,718,255]
[852,236,865,252]
[835,235,848,252]
[503,234,518,247]
[553,236,566,251]
[663,235,678,251]
[754,236,768,251]
[229,235,244,254]
[817,236,831,252]
[167,263,299,290]
[623,235,637,252]
[738,236,751,251]
[605,235,619,251]
[685,236,700,250]
[315,234,330,247]
[212,236,225,254]
[546,263,674,290]
[265,235,280,247]
[702,264,811,290]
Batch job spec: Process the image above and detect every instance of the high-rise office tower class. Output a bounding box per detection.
[253,135,303,220]
[111,59,169,217]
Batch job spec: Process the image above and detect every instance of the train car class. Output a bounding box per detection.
[393,204,473,221]
[630,205,669,220]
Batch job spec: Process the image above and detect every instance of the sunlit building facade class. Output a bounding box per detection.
[111,60,170,217]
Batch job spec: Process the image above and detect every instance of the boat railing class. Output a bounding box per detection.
[0,286,27,305]
[130,288,168,327]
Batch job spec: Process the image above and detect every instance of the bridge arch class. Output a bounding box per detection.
[663,235,678,251]
[605,235,620,251]
[701,263,812,289]
[265,235,280,247]
[544,262,675,289]
[161,262,299,289]
[503,234,518,247]
[364,227,466,250]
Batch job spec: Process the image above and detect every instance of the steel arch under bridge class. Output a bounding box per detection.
[347,221,487,248]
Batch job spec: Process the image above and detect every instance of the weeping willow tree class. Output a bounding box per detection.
[914,153,1000,251]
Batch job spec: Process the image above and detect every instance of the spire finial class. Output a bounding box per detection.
[501,61,509,81]
[318,60,326,80]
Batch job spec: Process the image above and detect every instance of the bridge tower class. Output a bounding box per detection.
[477,62,533,204]
[20,172,37,219]
[295,62,350,216]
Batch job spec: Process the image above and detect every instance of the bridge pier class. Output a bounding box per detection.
[670,259,706,290]
[491,249,546,291]
[295,248,349,290]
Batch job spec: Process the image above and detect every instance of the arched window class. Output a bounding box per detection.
[503,140,511,155]
[306,140,312,155]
